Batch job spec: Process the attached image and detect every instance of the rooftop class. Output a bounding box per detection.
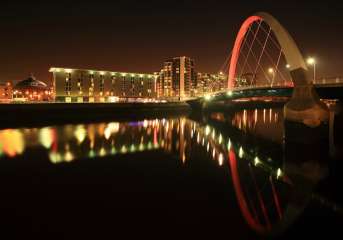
[49,67,157,78]
[14,75,48,89]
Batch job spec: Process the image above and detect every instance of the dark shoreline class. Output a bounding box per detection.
[0,102,191,129]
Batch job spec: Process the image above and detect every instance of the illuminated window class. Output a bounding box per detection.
[77,73,83,95]
[111,76,116,95]
[89,74,94,96]
[65,73,72,95]
[100,75,105,96]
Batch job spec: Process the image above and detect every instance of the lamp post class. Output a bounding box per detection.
[307,57,316,82]
[285,64,291,86]
[268,67,275,86]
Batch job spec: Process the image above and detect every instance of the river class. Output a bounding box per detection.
[0,106,342,239]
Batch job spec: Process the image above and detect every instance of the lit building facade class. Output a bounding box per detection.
[197,72,227,95]
[0,82,12,101]
[50,67,157,103]
[157,56,196,99]
[13,75,52,102]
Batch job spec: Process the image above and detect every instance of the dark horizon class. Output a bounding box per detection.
[1,0,343,84]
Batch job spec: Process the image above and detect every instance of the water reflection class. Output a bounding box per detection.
[0,118,285,172]
[0,129,25,157]
[0,115,339,237]
[209,106,343,236]
[1,119,190,164]
[231,108,283,143]
[209,108,284,144]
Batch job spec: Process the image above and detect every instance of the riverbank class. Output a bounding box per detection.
[0,102,191,129]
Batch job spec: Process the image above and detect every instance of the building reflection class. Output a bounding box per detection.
[0,117,285,176]
[0,117,306,236]
[211,108,284,143]
[0,119,189,164]
[232,107,280,127]
[0,129,25,157]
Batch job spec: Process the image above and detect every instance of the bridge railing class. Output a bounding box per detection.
[314,77,343,86]
[198,83,291,97]
[194,78,343,99]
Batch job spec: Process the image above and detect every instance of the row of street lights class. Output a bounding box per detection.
[221,56,317,88]
[268,56,317,82]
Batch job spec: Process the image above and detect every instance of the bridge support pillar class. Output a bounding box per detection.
[284,68,329,128]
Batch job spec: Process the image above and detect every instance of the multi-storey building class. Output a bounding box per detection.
[50,67,157,102]
[157,56,196,99]
[197,72,227,95]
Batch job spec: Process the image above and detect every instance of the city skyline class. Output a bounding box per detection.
[1,1,343,83]
[0,4,342,237]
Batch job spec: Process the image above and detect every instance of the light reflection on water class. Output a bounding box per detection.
[231,108,281,131]
[0,116,285,180]
[0,101,342,238]
[1,120,168,163]
[0,113,336,236]
[0,129,25,157]
[211,108,284,143]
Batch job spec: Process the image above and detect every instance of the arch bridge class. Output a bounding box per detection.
[196,12,335,126]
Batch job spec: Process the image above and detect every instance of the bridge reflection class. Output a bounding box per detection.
[0,117,294,235]
[0,118,283,171]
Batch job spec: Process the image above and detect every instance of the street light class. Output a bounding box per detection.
[284,64,291,86]
[204,95,212,101]
[307,57,316,82]
[268,67,275,86]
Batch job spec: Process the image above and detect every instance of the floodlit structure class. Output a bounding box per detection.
[13,75,52,102]
[50,67,157,103]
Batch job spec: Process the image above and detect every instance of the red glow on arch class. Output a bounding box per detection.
[228,16,262,89]
[228,148,267,234]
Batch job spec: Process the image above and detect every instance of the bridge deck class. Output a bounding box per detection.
[187,83,343,102]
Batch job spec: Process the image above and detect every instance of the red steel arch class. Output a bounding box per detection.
[228,12,307,89]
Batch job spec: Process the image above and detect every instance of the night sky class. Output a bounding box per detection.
[1,0,343,84]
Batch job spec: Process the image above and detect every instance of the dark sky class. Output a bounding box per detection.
[1,0,343,84]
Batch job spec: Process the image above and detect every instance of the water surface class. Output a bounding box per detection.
[0,108,342,239]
